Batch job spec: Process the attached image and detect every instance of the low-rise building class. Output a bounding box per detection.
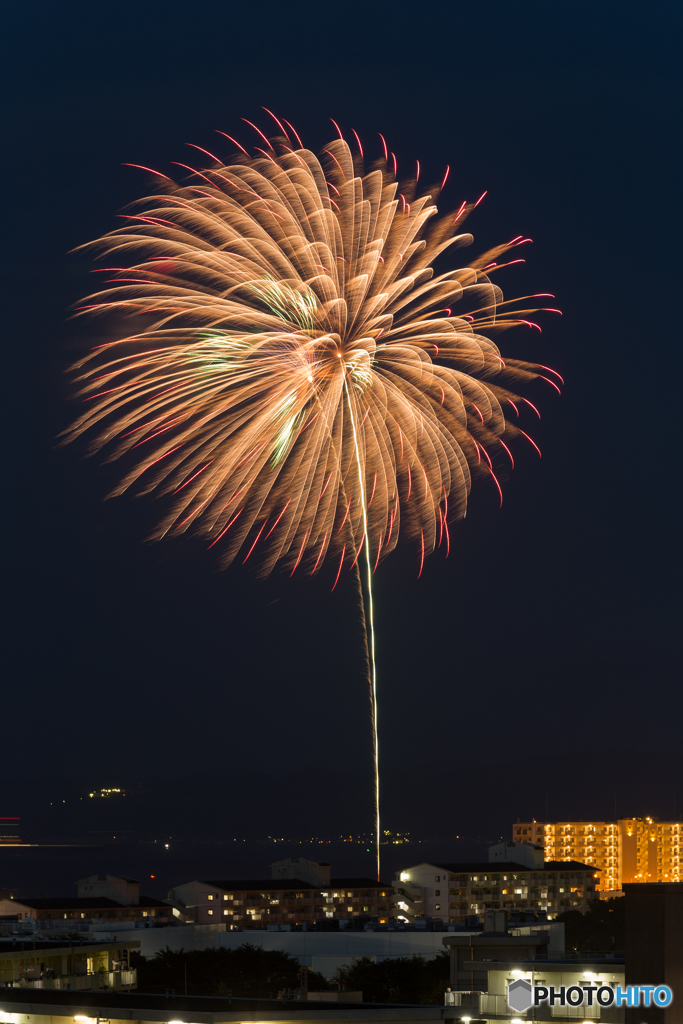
[170,859,394,928]
[394,842,599,923]
[0,895,173,927]
[446,949,625,1021]
[0,875,173,929]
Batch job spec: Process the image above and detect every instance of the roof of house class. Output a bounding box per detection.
[79,874,139,884]
[330,878,393,888]
[7,896,169,910]
[200,877,392,892]
[430,860,596,874]
[202,879,317,891]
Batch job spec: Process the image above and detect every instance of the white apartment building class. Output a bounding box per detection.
[393,842,598,922]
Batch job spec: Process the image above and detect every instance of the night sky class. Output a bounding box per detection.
[4,0,682,857]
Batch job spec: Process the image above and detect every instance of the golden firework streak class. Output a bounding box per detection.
[345,377,380,882]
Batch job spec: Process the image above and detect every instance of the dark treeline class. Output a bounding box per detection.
[132,945,451,1003]
[339,952,450,1004]
[132,945,323,998]
[557,898,624,951]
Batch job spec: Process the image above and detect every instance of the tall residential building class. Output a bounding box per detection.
[513,818,682,890]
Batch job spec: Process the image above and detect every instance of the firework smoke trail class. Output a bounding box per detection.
[66,117,560,880]
[345,377,380,881]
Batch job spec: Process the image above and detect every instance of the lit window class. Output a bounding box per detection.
[207,894,214,901]
[223,910,229,916]
[208,909,213,916]
[435,904,441,910]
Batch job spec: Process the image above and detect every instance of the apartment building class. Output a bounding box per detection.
[170,859,394,927]
[0,874,172,927]
[513,818,682,891]
[393,841,598,923]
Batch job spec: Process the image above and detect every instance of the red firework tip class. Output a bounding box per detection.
[186,143,221,163]
[518,429,542,458]
[262,107,290,140]
[121,163,171,180]
[207,509,243,549]
[415,160,420,183]
[330,118,344,140]
[537,374,562,395]
[378,133,388,160]
[242,520,268,563]
[474,191,488,208]
[170,162,214,185]
[241,118,275,152]
[441,165,450,190]
[489,466,504,507]
[536,364,565,384]
[282,118,303,148]
[351,129,363,156]
[331,545,346,591]
[215,131,249,156]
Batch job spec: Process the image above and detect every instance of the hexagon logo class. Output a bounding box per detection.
[507,978,533,1012]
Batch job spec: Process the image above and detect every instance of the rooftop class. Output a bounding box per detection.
[201,878,391,891]
[0,986,468,1021]
[0,938,140,954]
[7,895,170,909]
[428,860,596,873]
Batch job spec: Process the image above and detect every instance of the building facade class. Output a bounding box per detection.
[169,873,394,928]
[624,881,683,1024]
[0,895,173,925]
[393,844,598,923]
[0,875,172,927]
[0,938,139,990]
[513,818,682,890]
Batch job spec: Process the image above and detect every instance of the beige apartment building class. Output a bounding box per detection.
[513,818,682,891]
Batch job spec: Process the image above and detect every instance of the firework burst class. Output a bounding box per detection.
[66,118,560,878]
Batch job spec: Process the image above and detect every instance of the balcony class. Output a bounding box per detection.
[10,970,137,991]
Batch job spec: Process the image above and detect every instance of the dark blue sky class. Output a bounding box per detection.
[3,0,682,831]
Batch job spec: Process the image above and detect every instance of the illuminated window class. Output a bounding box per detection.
[223,910,229,916]
[207,894,214,901]
[208,909,213,916]
[435,904,441,910]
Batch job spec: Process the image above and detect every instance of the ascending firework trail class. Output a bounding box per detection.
[66,113,561,881]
